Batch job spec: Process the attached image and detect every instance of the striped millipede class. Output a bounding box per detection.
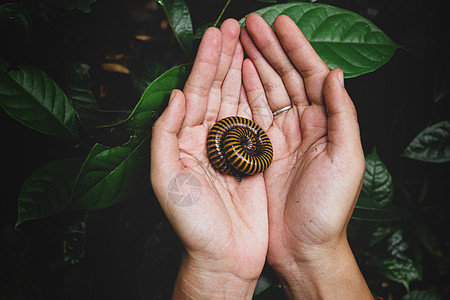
[206,116,273,182]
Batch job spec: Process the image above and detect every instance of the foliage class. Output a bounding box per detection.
[1,0,449,299]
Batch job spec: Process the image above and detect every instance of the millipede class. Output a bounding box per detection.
[206,116,273,182]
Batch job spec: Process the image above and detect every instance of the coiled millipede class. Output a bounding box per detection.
[207,116,273,182]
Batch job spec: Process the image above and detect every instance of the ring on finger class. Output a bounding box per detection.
[272,104,293,116]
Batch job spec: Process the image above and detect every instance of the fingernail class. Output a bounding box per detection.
[338,69,345,87]
[168,90,176,104]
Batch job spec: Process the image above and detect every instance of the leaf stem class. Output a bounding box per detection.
[213,0,231,27]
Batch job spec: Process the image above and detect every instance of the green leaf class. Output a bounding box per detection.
[130,61,168,96]
[388,229,410,259]
[61,214,88,264]
[70,136,149,210]
[64,62,97,111]
[16,158,84,228]
[402,290,443,300]
[379,257,422,292]
[352,196,412,221]
[360,148,393,206]
[49,0,96,13]
[127,63,192,136]
[254,274,273,295]
[159,0,193,57]
[0,65,79,140]
[402,121,450,163]
[240,2,399,78]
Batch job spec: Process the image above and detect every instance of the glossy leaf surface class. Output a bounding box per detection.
[16,158,84,227]
[241,2,399,77]
[361,149,393,205]
[128,63,192,136]
[402,120,450,163]
[70,136,148,210]
[0,65,79,140]
[159,0,193,57]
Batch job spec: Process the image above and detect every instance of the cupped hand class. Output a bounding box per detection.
[241,13,366,268]
[150,19,268,296]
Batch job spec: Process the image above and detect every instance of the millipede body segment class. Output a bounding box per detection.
[206,116,273,182]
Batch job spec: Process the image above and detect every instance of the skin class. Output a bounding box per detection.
[151,14,373,299]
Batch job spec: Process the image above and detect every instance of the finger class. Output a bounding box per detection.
[217,41,244,120]
[240,26,291,113]
[182,27,222,128]
[244,13,308,108]
[242,58,273,131]
[205,19,241,123]
[323,69,363,159]
[151,90,186,186]
[236,86,252,119]
[273,14,329,106]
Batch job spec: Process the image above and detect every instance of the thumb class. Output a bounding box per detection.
[323,69,364,161]
[151,89,186,188]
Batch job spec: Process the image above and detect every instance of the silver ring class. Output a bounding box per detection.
[272,104,292,116]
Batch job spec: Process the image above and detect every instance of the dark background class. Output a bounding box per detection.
[2,0,449,299]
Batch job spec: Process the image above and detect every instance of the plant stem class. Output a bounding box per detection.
[213,0,232,27]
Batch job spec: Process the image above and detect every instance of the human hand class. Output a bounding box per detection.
[241,13,372,299]
[150,19,268,299]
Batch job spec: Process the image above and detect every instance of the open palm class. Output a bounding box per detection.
[150,19,268,283]
[241,13,366,266]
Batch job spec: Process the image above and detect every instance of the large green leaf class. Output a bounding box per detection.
[352,196,411,221]
[127,63,192,136]
[70,136,149,210]
[0,65,79,140]
[158,0,193,57]
[402,120,450,163]
[240,3,399,78]
[360,148,393,206]
[16,158,84,227]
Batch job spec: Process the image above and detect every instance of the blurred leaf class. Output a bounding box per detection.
[254,275,272,295]
[361,149,393,205]
[402,290,443,300]
[402,121,450,163]
[64,62,97,110]
[388,229,410,259]
[379,257,422,292]
[352,196,412,221]
[127,63,192,137]
[369,226,392,246]
[49,0,96,13]
[240,2,399,78]
[0,3,32,41]
[0,65,79,140]
[101,63,130,74]
[70,136,148,210]
[159,0,193,57]
[16,158,84,228]
[254,265,278,296]
[61,214,88,264]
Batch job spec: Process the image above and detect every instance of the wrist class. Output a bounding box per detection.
[270,240,372,300]
[172,254,259,299]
